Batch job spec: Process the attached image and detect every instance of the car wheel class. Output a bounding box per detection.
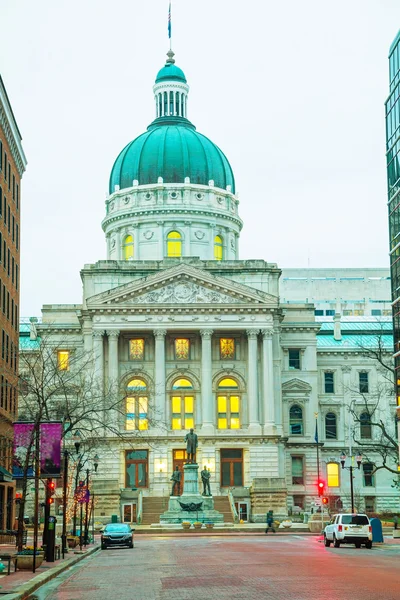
[365,541,372,549]
[333,535,340,548]
[324,535,331,547]
[101,544,107,550]
[128,543,133,548]
[355,542,361,548]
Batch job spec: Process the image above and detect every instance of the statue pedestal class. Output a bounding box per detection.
[160,463,224,524]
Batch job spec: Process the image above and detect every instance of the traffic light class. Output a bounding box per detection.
[46,480,56,505]
[317,481,325,497]
[321,497,329,505]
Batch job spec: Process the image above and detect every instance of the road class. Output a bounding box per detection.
[35,535,400,600]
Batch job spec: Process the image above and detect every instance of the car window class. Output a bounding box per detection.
[104,524,130,532]
[341,515,369,525]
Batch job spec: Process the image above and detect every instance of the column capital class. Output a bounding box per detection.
[92,330,104,339]
[246,329,259,340]
[260,328,274,339]
[106,329,120,339]
[154,329,167,339]
[200,329,214,339]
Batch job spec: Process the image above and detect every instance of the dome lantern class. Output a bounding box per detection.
[153,50,189,120]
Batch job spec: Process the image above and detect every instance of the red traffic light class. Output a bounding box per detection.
[317,481,325,496]
[321,497,329,505]
[47,497,54,504]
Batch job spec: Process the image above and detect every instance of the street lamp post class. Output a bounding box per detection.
[340,451,362,513]
[84,454,100,546]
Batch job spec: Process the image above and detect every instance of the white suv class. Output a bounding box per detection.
[324,514,372,549]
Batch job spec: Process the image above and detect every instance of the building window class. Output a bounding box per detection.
[217,378,240,429]
[363,463,375,487]
[289,405,303,435]
[359,372,369,393]
[126,378,148,430]
[123,235,134,260]
[325,310,335,316]
[129,339,144,361]
[371,309,382,316]
[220,449,243,487]
[291,456,304,485]
[171,378,194,430]
[288,349,300,370]
[360,412,372,439]
[314,310,324,316]
[174,338,189,360]
[365,496,375,512]
[325,412,337,439]
[167,231,182,257]
[214,235,223,260]
[57,351,70,371]
[324,372,334,394]
[125,450,148,488]
[327,462,340,487]
[219,338,235,360]
[292,495,305,510]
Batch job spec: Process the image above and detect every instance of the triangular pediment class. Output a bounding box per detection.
[282,378,312,393]
[87,263,278,307]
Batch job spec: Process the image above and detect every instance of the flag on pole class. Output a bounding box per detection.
[168,2,172,39]
[314,418,319,444]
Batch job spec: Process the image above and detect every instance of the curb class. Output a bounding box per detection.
[3,545,100,600]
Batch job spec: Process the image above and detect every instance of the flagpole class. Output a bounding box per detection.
[169,1,172,51]
[314,412,320,483]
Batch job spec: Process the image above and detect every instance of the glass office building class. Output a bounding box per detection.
[386,31,400,407]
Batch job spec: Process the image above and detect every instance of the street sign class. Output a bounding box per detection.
[313,499,322,507]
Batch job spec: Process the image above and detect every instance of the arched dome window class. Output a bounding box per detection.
[126,378,148,431]
[325,412,337,439]
[217,378,240,429]
[289,405,303,435]
[171,378,194,430]
[214,235,223,261]
[167,231,182,257]
[123,235,134,260]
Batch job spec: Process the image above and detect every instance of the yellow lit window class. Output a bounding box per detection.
[57,351,70,371]
[327,462,340,487]
[129,339,144,360]
[175,338,190,360]
[171,381,195,430]
[167,231,182,257]
[217,379,240,429]
[172,378,193,390]
[125,378,148,430]
[220,338,235,360]
[123,235,134,260]
[214,235,223,260]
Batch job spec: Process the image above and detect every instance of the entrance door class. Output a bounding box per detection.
[123,503,137,523]
[172,449,187,493]
[234,501,249,522]
[220,449,243,487]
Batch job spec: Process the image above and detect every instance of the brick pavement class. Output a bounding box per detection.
[44,535,400,600]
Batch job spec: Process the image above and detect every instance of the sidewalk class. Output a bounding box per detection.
[0,543,99,598]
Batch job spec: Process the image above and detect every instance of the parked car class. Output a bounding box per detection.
[324,514,372,549]
[101,523,134,550]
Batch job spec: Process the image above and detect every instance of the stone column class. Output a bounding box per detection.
[82,317,93,354]
[200,329,214,434]
[247,329,261,433]
[154,329,167,426]
[92,330,104,391]
[107,330,120,385]
[261,329,275,432]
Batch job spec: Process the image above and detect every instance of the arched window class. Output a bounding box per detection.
[171,378,194,430]
[214,235,223,261]
[176,91,180,116]
[126,378,148,431]
[169,91,174,115]
[360,412,372,439]
[327,462,340,487]
[123,235,134,260]
[181,93,185,117]
[217,378,240,429]
[167,231,182,257]
[164,92,168,116]
[289,405,303,435]
[325,412,337,439]
[158,93,162,117]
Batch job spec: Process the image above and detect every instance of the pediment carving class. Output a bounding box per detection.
[282,378,312,394]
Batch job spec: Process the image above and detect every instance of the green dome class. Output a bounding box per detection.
[109,119,235,194]
[156,63,187,83]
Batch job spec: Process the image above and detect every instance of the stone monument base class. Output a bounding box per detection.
[160,463,224,524]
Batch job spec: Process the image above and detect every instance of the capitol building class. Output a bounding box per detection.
[22,50,398,523]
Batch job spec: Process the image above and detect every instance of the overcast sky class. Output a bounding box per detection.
[1,0,400,317]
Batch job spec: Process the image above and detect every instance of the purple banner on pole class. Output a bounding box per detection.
[13,422,35,479]
[40,422,62,478]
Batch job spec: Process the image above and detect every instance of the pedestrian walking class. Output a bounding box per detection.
[393,515,398,530]
[265,510,275,534]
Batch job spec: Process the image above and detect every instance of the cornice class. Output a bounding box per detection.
[0,83,27,176]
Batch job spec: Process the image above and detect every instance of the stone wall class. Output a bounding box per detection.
[250,477,288,522]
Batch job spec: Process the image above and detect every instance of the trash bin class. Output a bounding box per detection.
[370,517,383,543]
[111,515,119,523]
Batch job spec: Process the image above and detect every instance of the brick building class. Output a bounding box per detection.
[0,75,27,528]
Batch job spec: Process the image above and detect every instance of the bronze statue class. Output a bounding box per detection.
[201,466,211,496]
[184,428,198,464]
[170,465,181,496]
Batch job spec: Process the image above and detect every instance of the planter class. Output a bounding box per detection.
[15,554,44,570]
[181,523,191,530]
[205,523,214,530]
[281,521,292,529]
[67,537,79,548]
[193,523,203,531]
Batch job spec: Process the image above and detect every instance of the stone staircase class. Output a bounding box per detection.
[213,496,234,522]
[141,496,169,525]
